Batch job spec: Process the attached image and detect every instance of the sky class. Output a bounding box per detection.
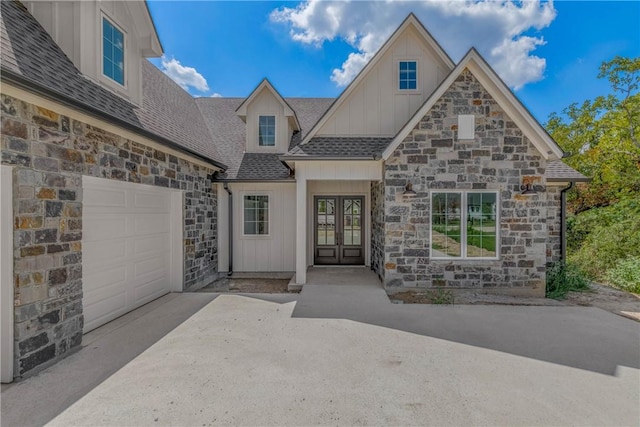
[147,1,640,125]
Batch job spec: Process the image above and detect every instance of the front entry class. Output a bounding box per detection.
[314,196,364,265]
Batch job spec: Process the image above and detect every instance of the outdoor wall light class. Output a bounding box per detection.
[520,183,537,195]
[403,183,417,197]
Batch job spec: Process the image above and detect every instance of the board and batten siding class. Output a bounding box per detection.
[245,88,293,154]
[317,26,448,137]
[218,183,296,273]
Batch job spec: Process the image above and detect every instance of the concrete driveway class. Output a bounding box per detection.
[3,274,639,426]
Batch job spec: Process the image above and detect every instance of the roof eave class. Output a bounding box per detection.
[1,69,228,170]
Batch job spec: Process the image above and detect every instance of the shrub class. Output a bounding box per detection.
[606,257,640,294]
[546,261,591,299]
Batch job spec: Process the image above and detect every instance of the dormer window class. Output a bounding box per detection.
[399,61,417,90]
[102,17,125,86]
[258,115,275,146]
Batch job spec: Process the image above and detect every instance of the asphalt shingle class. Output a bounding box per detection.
[546,160,589,182]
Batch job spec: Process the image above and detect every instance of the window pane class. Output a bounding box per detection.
[466,193,497,257]
[103,19,113,41]
[431,193,461,257]
[103,18,124,85]
[258,115,275,146]
[244,222,256,235]
[244,195,269,235]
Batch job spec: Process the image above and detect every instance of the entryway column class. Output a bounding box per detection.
[296,170,307,285]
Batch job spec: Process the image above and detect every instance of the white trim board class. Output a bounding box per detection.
[1,165,14,383]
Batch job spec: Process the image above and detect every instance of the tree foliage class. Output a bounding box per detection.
[546,56,640,287]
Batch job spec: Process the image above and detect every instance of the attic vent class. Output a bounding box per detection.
[458,115,475,140]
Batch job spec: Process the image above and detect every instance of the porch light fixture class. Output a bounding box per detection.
[403,183,417,197]
[520,183,536,195]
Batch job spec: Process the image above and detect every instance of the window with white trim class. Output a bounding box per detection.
[243,195,269,235]
[399,61,417,90]
[431,191,498,259]
[102,17,125,86]
[258,115,275,146]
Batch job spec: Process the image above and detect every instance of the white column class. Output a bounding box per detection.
[296,169,307,285]
[1,165,14,383]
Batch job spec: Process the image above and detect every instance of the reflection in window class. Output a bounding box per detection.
[103,18,124,85]
[258,116,275,146]
[431,192,497,258]
[342,198,361,246]
[317,198,335,245]
[244,195,269,235]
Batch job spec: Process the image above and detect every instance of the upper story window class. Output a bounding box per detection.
[399,61,417,90]
[431,191,498,259]
[102,17,125,86]
[258,115,275,146]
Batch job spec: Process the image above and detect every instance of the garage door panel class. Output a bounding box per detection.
[83,188,127,210]
[82,177,182,334]
[133,234,169,257]
[134,191,170,210]
[134,214,170,236]
[83,239,127,269]
[83,216,129,242]
[134,277,171,305]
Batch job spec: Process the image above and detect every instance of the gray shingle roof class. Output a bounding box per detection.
[196,97,332,180]
[546,160,590,182]
[285,137,392,158]
[0,0,224,167]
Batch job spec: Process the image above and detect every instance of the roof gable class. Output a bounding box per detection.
[300,13,455,145]
[236,78,301,131]
[382,48,564,161]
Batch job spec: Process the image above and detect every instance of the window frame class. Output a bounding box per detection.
[429,190,500,260]
[258,115,276,147]
[398,60,418,92]
[241,193,271,238]
[101,14,126,88]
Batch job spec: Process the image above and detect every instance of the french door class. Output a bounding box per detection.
[314,196,364,265]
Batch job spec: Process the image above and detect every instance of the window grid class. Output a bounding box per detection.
[258,116,275,146]
[243,195,269,235]
[431,191,498,259]
[399,61,417,90]
[102,17,125,85]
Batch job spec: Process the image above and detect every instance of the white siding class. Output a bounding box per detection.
[24,1,160,105]
[245,88,292,154]
[227,183,296,272]
[318,26,448,137]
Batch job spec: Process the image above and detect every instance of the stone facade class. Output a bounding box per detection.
[370,180,385,279]
[382,69,550,295]
[1,94,219,379]
[546,186,562,265]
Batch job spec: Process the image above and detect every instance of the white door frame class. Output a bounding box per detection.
[1,165,14,383]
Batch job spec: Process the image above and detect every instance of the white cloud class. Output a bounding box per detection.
[271,1,557,90]
[210,92,223,98]
[160,56,209,93]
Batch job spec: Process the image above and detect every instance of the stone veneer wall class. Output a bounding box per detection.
[383,69,548,295]
[370,180,385,279]
[1,94,218,379]
[546,186,562,265]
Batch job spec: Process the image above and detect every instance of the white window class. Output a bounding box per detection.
[102,17,125,86]
[243,195,269,235]
[258,115,275,146]
[399,61,417,90]
[430,191,498,259]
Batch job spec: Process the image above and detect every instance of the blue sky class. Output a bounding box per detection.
[147,1,639,125]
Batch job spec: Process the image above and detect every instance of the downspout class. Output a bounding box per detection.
[560,182,574,262]
[223,183,233,276]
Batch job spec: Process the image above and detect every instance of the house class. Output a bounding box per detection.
[0,0,587,382]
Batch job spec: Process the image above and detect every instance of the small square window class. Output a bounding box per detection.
[399,61,417,90]
[102,17,125,86]
[258,116,275,146]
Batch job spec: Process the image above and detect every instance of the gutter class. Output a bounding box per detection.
[278,154,381,161]
[560,182,574,262]
[1,69,228,171]
[223,183,233,277]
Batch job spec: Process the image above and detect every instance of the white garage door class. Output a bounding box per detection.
[82,176,183,333]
